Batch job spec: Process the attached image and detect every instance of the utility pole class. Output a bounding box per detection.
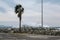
[41,0,43,27]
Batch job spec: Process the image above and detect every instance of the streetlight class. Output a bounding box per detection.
[41,0,43,27]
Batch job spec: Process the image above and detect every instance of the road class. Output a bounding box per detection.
[0,33,60,40]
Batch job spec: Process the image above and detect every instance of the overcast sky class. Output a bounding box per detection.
[0,0,60,27]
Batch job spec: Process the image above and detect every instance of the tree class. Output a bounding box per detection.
[15,4,24,32]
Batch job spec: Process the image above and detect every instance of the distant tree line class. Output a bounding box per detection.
[13,25,60,36]
[0,25,60,36]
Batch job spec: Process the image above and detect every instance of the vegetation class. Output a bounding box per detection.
[15,4,24,32]
[0,25,60,36]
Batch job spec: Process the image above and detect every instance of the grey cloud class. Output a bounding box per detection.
[2,0,16,8]
[0,7,6,13]
[43,2,60,27]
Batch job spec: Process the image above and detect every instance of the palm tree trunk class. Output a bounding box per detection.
[19,15,22,32]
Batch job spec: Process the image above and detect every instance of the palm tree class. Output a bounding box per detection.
[15,4,24,32]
